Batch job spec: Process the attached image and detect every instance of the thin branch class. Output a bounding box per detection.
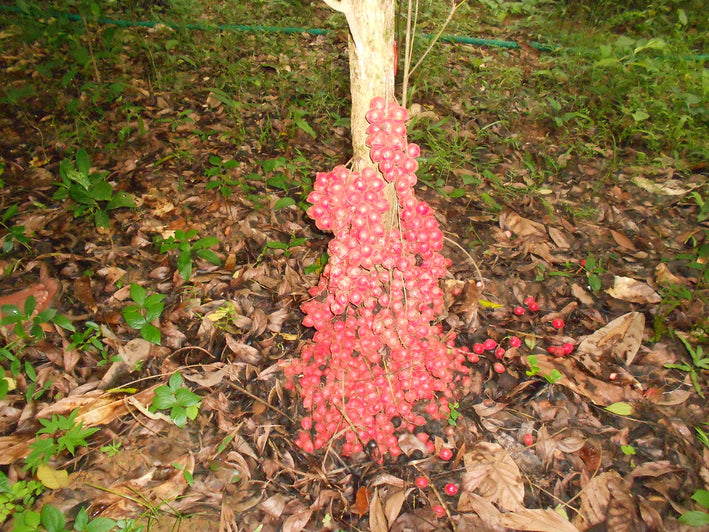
[408,0,465,78]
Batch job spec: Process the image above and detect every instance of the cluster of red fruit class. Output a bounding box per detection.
[284,97,474,458]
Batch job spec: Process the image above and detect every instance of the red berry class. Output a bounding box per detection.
[561,342,574,355]
[551,318,565,329]
[432,505,446,518]
[524,296,536,306]
[527,301,540,312]
[472,343,485,354]
[523,433,534,446]
[415,476,429,489]
[493,362,506,373]
[495,347,506,359]
[509,336,522,348]
[609,372,618,381]
[513,306,525,315]
[483,338,497,351]
[444,483,459,496]
[547,345,565,357]
[580,259,586,267]
[439,448,453,460]
[467,353,479,363]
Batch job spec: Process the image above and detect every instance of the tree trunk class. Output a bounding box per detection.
[325,0,396,170]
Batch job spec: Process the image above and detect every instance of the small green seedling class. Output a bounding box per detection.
[154,229,222,282]
[24,409,99,474]
[69,321,117,366]
[1,204,31,254]
[121,284,165,345]
[150,372,202,428]
[447,401,461,427]
[0,296,74,341]
[664,334,708,399]
[259,235,307,261]
[581,254,604,293]
[204,155,241,198]
[11,504,116,532]
[526,355,562,384]
[54,149,135,227]
[679,489,709,527]
[696,424,709,449]
[0,472,43,524]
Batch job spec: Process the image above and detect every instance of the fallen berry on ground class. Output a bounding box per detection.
[439,447,453,460]
[513,306,525,315]
[432,505,446,518]
[509,336,522,348]
[523,433,534,446]
[444,483,459,496]
[473,342,485,354]
[561,342,574,355]
[528,301,540,312]
[495,347,506,359]
[551,318,565,329]
[483,338,497,351]
[415,476,429,489]
[493,362,506,373]
[524,296,535,306]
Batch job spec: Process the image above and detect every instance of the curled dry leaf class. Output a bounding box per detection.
[577,311,645,367]
[497,508,580,532]
[606,276,661,304]
[281,509,313,532]
[462,441,524,512]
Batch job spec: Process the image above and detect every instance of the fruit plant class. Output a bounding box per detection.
[53,149,135,228]
[121,284,165,345]
[154,229,222,282]
[150,372,202,428]
[284,98,476,458]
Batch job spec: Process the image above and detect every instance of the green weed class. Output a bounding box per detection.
[526,355,562,384]
[0,296,74,341]
[154,229,222,282]
[664,334,708,399]
[53,149,135,227]
[0,205,31,254]
[24,409,99,474]
[121,284,165,345]
[679,489,709,527]
[150,372,202,428]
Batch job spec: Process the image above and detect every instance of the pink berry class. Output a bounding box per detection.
[509,336,522,348]
[523,433,534,446]
[444,483,459,496]
[609,372,618,381]
[415,476,429,489]
[439,448,453,460]
[528,301,540,312]
[495,347,506,359]
[432,505,446,518]
[472,343,485,354]
[483,338,497,351]
[493,362,506,373]
[467,353,479,363]
[524,296,536,306]
[551,318,565,329]
[547,345,565,357]
[513,306,525,315]
[561,342,574,355]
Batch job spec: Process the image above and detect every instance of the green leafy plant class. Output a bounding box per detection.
[0,296,74,341]
[204,155,241,198]
[69,321,117,366]
[526,355,562,384]
[581,254,604,293]
[53,149,135,227]
[664,334,708,399]
[24,409,99,474]
[154,229,222,282]
[679,489,709,527]
[697,423,709,449]
[446,401,461,427]
[100,440,122,457]
[121,284,165,345]
[0,204,31,254]
[259,235,307,261]
[0,472,43,524]
[11,504,116,532]
[150,372,202,428]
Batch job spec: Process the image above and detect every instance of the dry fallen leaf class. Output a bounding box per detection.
[462,441,524,511]
[577,311,645,368]
[606,276,661,304]
[498,508,580,532]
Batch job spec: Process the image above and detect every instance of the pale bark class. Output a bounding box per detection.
[325,0,396,170]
